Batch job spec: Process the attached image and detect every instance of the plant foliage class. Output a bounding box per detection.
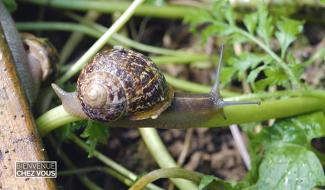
[184,1,325,190]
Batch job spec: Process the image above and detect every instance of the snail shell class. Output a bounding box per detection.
[53,47,174,121]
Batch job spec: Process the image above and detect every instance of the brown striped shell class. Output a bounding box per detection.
[77,47,174,121]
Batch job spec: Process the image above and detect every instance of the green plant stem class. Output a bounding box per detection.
[66,12,191,56]
[20,0,325,20]
[151,55,208,65]
[37,90,325,136]
[139,128,198,190]
[129,168,201,190]
[16,21,204,57]
[58,166,158,190]
[69,135,164,190]
[57,0,145,84]
[234,27,300,89]
[129,167,227,190]
[47,135,102,190]
[17,22,99,37]
[60,12,101,64]
[20,0,198,19]
[16,20,300,90]
[164,74,238,97]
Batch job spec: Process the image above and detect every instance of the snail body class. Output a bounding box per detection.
[53,46,258,123]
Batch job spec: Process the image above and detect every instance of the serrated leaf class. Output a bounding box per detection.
[275,17,304,58]
[223,5,235,25]
[183,9,214,32]
[201,23,234,43]
[247,66,266,88]
[247,144,325,190]
[287,52,304,78]
[80,121,109,157]
[243,12,258,34]
[228,32,249,44]
[230,52,265,79]
[256,5,273,46]
[211,0,227,20]
[57,121,85,142]
[254,65,290,90]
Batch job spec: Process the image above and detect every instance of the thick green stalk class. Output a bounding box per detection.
[20,0,198,19]
[37,93,325,136]
[20,0,325,20]
[139,128,198,190]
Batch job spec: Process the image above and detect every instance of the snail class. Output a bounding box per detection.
[22,33,59,97]
[0,3,58,105]
[52,46,259,125]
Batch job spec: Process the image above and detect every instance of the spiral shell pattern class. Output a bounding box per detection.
[77,48,170,121]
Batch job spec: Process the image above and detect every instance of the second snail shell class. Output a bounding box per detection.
[77,47,174,121]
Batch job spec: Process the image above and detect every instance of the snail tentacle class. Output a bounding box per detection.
[210,45,260,109]
[52,83,88,119]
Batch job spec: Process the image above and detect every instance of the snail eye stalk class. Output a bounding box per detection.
[210,45,260,109]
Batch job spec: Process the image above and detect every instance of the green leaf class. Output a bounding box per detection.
[254,65,290,90]
[80,121,109,157]
[198,175,214,190]
[287,52,304,78]
[275,17,304,58]
[247,144,325,190]
[243,12,258,34]
[272,112,325,144]
[242,112,325,189]
[2,0,16,12]
[223,4,235,25]
[229,52,265,79]
[220,66,236,86]
[201,23,234,43]
[246,112,325,158]
[57,121,84,142]
[183,9,214,32]
[198,175,235,190]
[256,5,273,46]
